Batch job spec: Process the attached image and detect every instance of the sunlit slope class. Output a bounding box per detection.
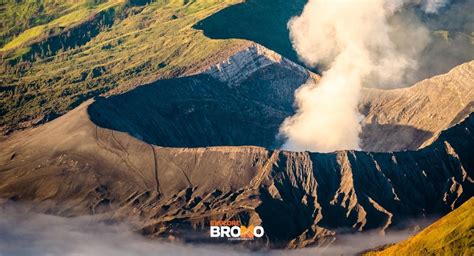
[1,0,473,135]
[0,0,125,52]
[1,0,103,48]
[367,198,474,256]
[0,0,246,132]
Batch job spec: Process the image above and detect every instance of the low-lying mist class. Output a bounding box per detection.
[0,202,430,256]
[0,203,250,256]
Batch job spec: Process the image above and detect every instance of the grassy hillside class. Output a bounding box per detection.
[0,0,246,132]
[366,198,474,256]
[1,0,101,48]
[1,0,473,133]
[0,0,122,51]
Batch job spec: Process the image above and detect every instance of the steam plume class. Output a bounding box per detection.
[280,0,434,152]
[423,0,451,13]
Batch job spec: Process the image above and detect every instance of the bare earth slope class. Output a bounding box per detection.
[360,61,474,152]
[87,44,311,148]
[0,96,472,248]
[0,47,473,248]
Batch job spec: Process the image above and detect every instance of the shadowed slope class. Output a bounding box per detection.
[88,73,292,148]
[0,96,473,247]
[88,45,310,148]
[2,0,473,136]
[1,46,473,248]
[0,0,248,132]
[88,57,474,151]
[193,0,307,67]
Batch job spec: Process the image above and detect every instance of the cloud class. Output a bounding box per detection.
[422,0,451,13]
[292,230,414,256]
[278,0,473,152]
[0,203,251,256]
[279,0,432,152]
[0,202,422,256]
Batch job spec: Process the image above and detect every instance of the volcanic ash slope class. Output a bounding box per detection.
[0,45,473,248]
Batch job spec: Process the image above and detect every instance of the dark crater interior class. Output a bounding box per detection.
[88,63,308,148]
[88,0,474,150]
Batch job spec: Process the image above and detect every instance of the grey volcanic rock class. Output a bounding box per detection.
[205,44,311,86]
[360,61,474,152]
[0,96,472,247]
[87,45,312,148]
[0,45,473,248]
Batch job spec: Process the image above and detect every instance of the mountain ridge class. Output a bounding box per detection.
[2,0,473,135]
[1,50,473,248]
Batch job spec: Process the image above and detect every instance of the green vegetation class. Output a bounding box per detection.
[366,198,474,256]
[0,0,244,131]
[1,0,473,132]
[0,0,111,49]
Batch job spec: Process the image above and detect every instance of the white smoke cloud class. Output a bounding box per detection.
[279,0,433,152]
[423,0,451,13]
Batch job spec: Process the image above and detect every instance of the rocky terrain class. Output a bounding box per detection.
[360,61,474,152]
[85,44,474,151]
[0,44,473,248]
[88,44,312,148]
